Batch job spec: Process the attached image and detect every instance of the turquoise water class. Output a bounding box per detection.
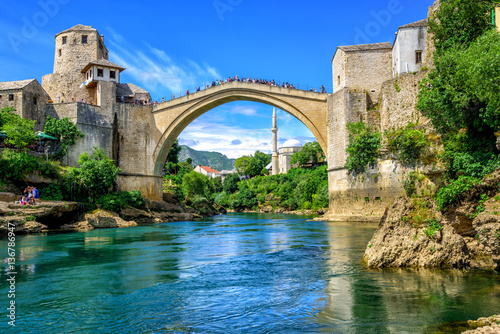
[1,213,499,333]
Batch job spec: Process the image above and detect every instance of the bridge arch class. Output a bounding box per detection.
[152,82,328,176]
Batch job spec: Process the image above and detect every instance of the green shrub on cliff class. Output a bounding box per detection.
[386,123,429,166]
[44,116,84,158]
[435,176,481,211]
[345,122,381,173]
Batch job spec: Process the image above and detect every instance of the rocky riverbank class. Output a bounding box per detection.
[363,170,500,270]
[462,315,500,333]
[0,192,224,237]
[227,206,327,216]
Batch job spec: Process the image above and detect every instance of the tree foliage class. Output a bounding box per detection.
[182,170,208,200]
[291,141,325,167]
[427,0,493,55]
[345,122,381,173]
[386,123,429,165]
[44,116,84,157]
[1,112,36,149]
[417,1,500,180]
[234,151,271,177]
[77,147,122,201]
[166,139,181,165]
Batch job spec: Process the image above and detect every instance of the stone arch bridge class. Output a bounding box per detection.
[115,81,329,201]
[114,80,403,220]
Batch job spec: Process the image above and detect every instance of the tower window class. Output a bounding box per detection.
[82,35,88,44]
[97,68,103,77]
[9,94,14,101]
[415,51,423,64]
[0,95,2,101]
[337,75,340,85]
[33,97,37,105]
[62,36,67,44]
[59,49,62,57]
[110,70,116,79]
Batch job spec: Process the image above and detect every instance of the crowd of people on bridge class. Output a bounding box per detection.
[146,76,328,103]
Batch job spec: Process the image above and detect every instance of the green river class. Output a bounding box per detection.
[1,213,499,333]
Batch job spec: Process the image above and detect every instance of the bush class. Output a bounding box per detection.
[0,149,39,182]
[39,183,64,201]
[96,190,145,212]
[386,123,429,165]
[345,122,381,173]
[97,193,126,212]
[78,148,122,201]
[435,176,481,211]
[403,171,421,198]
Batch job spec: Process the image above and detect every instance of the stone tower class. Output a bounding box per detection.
[42,25,109,104]
[272,107,279,175]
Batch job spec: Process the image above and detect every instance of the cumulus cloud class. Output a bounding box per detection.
[105,27,221,99]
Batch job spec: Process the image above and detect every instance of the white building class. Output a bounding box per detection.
[194,165,221,178]
[278,139,303,174]
[392,19,427,77]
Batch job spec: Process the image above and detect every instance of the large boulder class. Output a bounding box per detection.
[472,213,500,268]
[84,210,137,228]
[0,193,17,202]
[364,198,470,268]
[120,207,161,224]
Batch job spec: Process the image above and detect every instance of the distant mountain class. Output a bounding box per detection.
[179,145,235,171]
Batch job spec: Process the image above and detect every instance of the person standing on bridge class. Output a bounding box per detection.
[186,90,189,96]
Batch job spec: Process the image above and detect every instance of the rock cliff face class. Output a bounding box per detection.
[364,170,500,270]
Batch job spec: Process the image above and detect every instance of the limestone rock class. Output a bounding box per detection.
[76,221,94,230]
[0,193,17,202]
[364,198,470,268]
[84,210,137,228]
[24,221,49,233]
[120,207,156,224]
[463,315,500,333]
[473,213,500,268]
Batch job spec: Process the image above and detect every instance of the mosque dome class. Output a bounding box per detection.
[280,139,302,148]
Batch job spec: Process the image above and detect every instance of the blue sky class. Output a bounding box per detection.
[0,0,433,158]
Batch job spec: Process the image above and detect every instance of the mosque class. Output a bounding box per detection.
[268,107,303,175]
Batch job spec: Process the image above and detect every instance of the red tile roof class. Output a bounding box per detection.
[200,166,220,173]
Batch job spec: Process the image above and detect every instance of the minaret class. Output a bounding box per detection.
[272,107,279,175]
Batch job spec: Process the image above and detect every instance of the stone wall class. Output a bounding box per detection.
[326,160,407,220]
[42,72,97,104]
[379,70,428,131]
[325,88,402,220]
[113,103,163,200]
[0,81,48,131]
[53,27,107,74]
[45,102,112,167]
[344,49,392,105]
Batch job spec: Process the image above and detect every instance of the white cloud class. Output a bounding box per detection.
[105,27,221,99]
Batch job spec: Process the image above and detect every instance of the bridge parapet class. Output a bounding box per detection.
[153,81,327,112]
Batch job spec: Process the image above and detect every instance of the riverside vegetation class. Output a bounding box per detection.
[163,140,329,215]
[348,0,500,276]
[0,107,200,236]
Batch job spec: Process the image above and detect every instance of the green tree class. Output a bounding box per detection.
[417,2,500,179]
[182,170,208,200]
[428,0,493,55]
[44,116,84,157]
[345,122,381,173]
[223,173,240,193]
[78,147,122,201]
[167,139,181,165]
[1,113,36,150]
[291,141,325,167]
[186,157,193,165]
[234,155,251,175]
[245,158,263,178]
[385,123,429,166]
[0,107,15,127]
